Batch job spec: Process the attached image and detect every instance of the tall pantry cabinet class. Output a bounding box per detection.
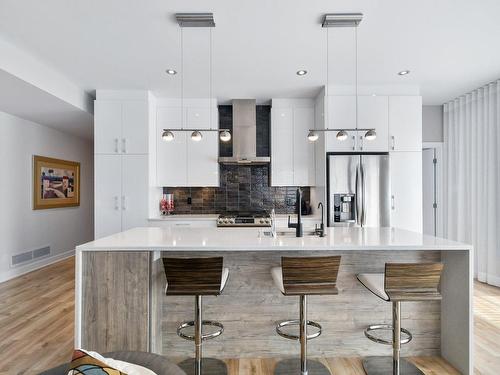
[94,91,151,239]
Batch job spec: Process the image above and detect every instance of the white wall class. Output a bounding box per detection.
[0,111,93,282]
[423,105,443,142]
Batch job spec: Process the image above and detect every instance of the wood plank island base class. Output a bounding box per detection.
[75,226,473,374]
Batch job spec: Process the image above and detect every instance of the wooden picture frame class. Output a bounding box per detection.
[33,155,80,210]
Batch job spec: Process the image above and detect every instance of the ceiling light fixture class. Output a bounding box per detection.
[191,130,203,141]
[308,13,376,142]
[219,129,231,142]
[398,70,410,76]
[166,69,177,75]
[307,130,319,142]
[296,70,308,76]
[336,130,348,141]
[162,129,175,142]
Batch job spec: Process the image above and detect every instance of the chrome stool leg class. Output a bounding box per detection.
[274,295,330,375]
[362,302,423,375]
[177,295,227,375]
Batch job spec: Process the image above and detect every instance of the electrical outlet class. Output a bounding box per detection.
[187,197,192,205]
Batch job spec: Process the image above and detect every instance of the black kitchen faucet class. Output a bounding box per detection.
[288,188,303,237]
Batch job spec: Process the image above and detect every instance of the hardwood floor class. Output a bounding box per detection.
[0,257,498,374]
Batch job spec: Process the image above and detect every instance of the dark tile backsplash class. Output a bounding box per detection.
[163,165,310,214]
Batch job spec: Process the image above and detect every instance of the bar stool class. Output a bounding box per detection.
[163,257,229,375]
[271,255,341,375]
[357,262,444,375]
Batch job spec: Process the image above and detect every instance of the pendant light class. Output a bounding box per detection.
[162,14,230,143]
[308,13,376,142]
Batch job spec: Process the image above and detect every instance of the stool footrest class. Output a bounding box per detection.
[364,324,412,345]
[177,320,224,341]
[276,319,322,341]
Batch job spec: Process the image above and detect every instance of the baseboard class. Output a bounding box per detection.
[477,272,500,287]
[0,249,75,283]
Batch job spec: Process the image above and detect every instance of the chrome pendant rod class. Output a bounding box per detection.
[162,128,230,132]
[307,128,375,132]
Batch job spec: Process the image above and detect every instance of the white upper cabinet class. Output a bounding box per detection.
[326,96,357,152]
[187,131,219,186]
[95,101,122,154]
[94,100,149,155]
[357,96,389,152]
[155,98,219,187]
[271,107,294,186]
[389,96,422,151]
[271,99,315,187]
[390,151,423,233]
[156,130,188,186]
[122,101,149,154]
[294,107,316,186]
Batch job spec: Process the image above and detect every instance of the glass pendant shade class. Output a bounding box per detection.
[364,129,377,140]
[219,130,231,142]
[336,130,348,141]
[191,130,203,141]
[162,130,175,142]
[307,130,319,142]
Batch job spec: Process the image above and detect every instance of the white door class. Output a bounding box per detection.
[422,148,436,235]
[121,155,149,230]
[122,101,149,154]
[187,131,219,187]
[271,107,294,186]
[390,151,423,233]
[389,96,422,151]
[293,107,315,186]
[94,101,122,154]
[156,130,187,186]
[326,96,357,152]
[358,96,389,152]
[94,155,122,238]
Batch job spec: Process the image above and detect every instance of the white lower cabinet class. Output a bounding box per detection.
[390,151,422,233]
[95,154,148,239]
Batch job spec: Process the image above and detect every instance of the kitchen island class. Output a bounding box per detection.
[75,226,472,374]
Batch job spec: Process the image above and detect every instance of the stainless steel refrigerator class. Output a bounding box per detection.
[327,153,390,227]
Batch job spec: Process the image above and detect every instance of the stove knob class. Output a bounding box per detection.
[260,219,264,224]
[229,218,235,224]
[265,219,270,224]
[218,218,223,225]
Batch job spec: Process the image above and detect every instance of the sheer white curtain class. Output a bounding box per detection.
[444,79,500,286]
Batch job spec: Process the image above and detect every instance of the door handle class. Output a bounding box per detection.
[121,196,126,210]
[122,138,126,153]
[391,195,395,210]
[360,163,366,226]
[114,196,119,210]
[359,135,364,151]
[355,164,361,226]
[114,138,119,153]
[391,135,395,150]
[352,135,356,151]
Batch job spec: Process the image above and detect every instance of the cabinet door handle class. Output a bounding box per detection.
[114,196,119,210]
[391,195,395,210]
[391,135,395,150]
[352,135,356,151]
[114,138,119,153]
[122,138,126,153]
[121,196,126,210]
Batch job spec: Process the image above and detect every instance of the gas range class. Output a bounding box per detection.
[217,210,272,227]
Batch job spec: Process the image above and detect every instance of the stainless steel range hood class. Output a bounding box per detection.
[218,99,270,164]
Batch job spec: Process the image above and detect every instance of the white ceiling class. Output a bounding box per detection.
[1,0,500,105]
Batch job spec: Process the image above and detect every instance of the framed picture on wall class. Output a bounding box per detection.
[33,155,80,210]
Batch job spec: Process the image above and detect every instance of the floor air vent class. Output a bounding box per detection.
[11,246,51,267]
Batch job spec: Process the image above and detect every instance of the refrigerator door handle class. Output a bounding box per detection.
[360,162,366,226]
[355,164,361,226]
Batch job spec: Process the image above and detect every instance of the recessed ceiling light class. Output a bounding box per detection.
[166,69,177,75]
[296,70,308,76]
[398,70,410,76]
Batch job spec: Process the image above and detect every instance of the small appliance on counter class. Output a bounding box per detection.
[159,193,174,216]
[217,210,272,227]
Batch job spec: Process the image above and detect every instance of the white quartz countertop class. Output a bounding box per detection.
[77,227,472,252]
